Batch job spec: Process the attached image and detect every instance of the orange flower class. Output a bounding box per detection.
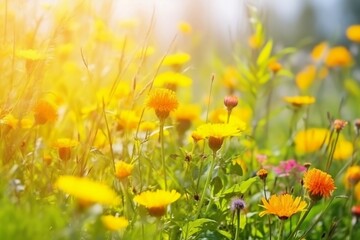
[325,46,352,68]
[33,99,58,125]
[259,194,307,220]
[303,168,335,201]
[268,60,282,74]
[146,88,178,121]
[346,25,360,43]
[115,161,134,180]
[53,138,79,161]
[257,168,268,180]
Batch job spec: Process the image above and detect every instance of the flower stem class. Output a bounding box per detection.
[326,131,340,171]
[195,151,216,218]
[286,201,314,240]
[160,120,167,190]
[234,209,240,240]
[277,220,285,240]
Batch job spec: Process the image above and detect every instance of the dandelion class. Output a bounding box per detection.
[133,189,180,217]
[162,52,191,71]
[154,71,192,91]
[294,128,329,154]
[55,175,121,207]
[344,166,360,188]
[101,215,129,231]
[146,88,178,121]
[325,46,352,68]
[303,168,335,201]
[194,123,243,152]
[259,194,307,220]
[346,25,360,43]
[311,41,328,62]
[295,65,317,90]
[115,161,134,180]
[283,96,316,107]
[53,138,78,161]
[173,104,200,136]
[33,99,58,125]
[222,66,240,94]
[116,110,140,132]
[333,139,353,161]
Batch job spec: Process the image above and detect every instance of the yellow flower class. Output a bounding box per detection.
[178,21,192,34]
[162,52,191,70]
[154,71,192,90]
[259,194,307,220]
[0,114,33,129]
[283,96,316,107]
[116,110,140,131]
[134,189,181,217]
[173,104,200,122]
[101,215,129,231]
[53,138,79,162]
[222,66,240,92]
[173,104,200,134]
[333,139,353,161]
[311,42,328,62]
[248,34,262,49]
[194,123,243,152]
[303,168,336,201]
[344,166,360,188]
[325,46,352,68]
[33,99,58,125]
[139,121,157,132]
[294,128,329,154]
[55,175,121,207]
[115,161,134,180]
[346,25,360,43]
[295,65,317,90]
[146,88,178,121]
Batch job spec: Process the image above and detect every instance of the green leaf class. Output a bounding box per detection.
[220,177,258,197]
[216,229,232,239]
[181,218,216,239]
[227,162,243,175]
[257,40,273,66]
[211,176,223,195]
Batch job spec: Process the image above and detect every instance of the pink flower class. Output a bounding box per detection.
[273,159,306,177]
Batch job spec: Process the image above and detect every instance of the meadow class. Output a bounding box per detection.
[1,1,360,239]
